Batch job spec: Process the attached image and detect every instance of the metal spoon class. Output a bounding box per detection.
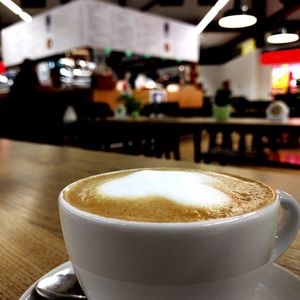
[35,265,86,299]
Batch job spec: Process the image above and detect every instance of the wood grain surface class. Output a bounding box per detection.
[0,139,299,299]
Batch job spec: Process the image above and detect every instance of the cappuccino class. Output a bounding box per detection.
[63,169,276,222]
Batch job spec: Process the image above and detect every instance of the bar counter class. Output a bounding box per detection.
[0,139,299,299]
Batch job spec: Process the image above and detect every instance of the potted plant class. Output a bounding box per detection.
[213,82,233,121]
[116,94,142,119]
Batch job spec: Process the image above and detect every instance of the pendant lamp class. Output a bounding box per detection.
[218,0,257,29]
[267,27,299,44]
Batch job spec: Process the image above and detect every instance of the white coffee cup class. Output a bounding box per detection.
[59,171,300,300]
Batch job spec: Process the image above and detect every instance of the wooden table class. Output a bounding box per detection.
[189,117,300,164]
[0,139,299,299]
[91,117,300,166]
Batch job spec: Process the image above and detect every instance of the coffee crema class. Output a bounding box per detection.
[63,169,276,223]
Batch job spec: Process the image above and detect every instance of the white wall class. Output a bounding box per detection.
[256,61,273,100]
[198,65,222,97]
[199,50,272,101]
[222,51,258,99]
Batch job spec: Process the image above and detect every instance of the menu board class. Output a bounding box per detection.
[1,0,199,66]
[2,1,83,66]
[86,1,199,61]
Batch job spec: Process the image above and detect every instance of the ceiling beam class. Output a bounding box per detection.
[282,0,300,14]
[159,0,184,5]
[140,0,159,11]
[264,1,300,31]
[197,0,216,5]
[252,0,266,47]
[118,0,127,7]
[286,20,300,30]
[0,22,11,30]
[200,45,241,65]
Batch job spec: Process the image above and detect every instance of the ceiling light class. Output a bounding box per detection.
[0,0,21,14]
[0,0,32,22]
[19,11,32,22]
[218,0,257,29]
[267,27,299,44]
[195,0,230,34]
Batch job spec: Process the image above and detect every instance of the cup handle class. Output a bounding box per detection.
[270,190,300,262]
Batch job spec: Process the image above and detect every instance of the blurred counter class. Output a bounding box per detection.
[92,86,203,110]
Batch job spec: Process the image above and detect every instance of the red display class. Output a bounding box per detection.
[261,49,300,65]
[0,61,6,74]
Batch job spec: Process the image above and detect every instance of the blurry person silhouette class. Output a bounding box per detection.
[7,59,41,141]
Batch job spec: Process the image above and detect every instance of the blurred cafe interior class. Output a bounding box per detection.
[1,1,300,299]
[0,0,300,168]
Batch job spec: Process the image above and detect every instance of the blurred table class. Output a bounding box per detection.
[0,139,299,299]
[189,117,300,165]
[92,117,300,166]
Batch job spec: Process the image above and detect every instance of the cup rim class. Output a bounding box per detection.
[59,168,279,228]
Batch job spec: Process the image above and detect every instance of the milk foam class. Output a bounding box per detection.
[97,170,231,208]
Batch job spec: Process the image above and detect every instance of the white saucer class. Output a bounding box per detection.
[20,262,300,300]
